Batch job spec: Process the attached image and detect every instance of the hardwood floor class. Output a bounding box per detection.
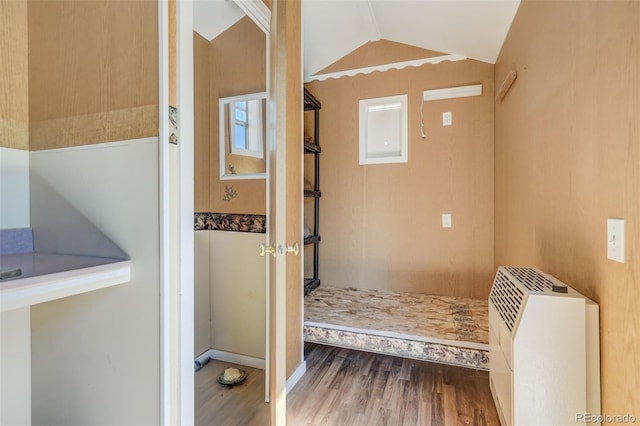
[195,343,500,426]
[195,359,269,426]
[288,344,500,426]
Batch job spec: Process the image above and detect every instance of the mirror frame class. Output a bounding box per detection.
[219,91,268,180]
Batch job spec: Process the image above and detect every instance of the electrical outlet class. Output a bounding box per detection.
[442,112,452,126]
[442,214,452,228]
[607,218,625,263]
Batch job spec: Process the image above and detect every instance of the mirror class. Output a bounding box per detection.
[219,92,267,179]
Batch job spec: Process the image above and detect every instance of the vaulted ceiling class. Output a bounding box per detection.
[193,0,521,81]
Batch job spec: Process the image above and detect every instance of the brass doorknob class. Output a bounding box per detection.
[258,243,276,257]
[276,242,300,256]
[285,242,300,256]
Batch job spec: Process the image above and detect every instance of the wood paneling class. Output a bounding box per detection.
[317,39,445,76]
[27,0,158,150]
[194,32,210,213]
[494,0,639,415]
[282,0,303,380]
[0,0,29,150]
[305,49,495,299]
[207,17,266,215]
[267,0,303,421]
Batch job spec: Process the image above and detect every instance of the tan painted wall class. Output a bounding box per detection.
[27,0,158,150]
[193,17,266,215]
[305,52,495,299]
[210,231,267,359]
[194,229,267,360]
[194,231,211,358]
[0,0,29,150]
[194,32,211,213]
[494,0,639,414]
[317,39,444,75]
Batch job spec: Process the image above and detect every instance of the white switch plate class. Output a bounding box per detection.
[442,214,452,228]
[442,112,452,126]
[607,218,625,263]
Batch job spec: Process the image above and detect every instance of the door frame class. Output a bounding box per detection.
[159,0,194,424]
[161,1,282,425]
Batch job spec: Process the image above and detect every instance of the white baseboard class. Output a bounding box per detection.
[194,350,212,367]
[195,349,305,392]
[196,349,265,370]
[286,361,306,393]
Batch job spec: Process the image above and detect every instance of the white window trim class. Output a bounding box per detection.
[359,94,408,165]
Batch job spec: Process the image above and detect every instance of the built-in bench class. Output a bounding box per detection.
[303,286,489,370]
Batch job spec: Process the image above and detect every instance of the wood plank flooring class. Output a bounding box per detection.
[195,359,269,426]
[195,343,500,426]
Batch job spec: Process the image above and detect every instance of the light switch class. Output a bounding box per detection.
[442,112,452,126]
[607,218,625,263]
[442,214,452,228]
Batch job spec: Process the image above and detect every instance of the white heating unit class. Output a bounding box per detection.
[488,267,601,426]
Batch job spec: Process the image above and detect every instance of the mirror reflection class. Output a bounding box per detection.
[219,92,267,179]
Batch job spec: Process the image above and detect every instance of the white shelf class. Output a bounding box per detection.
[0,253,131,313]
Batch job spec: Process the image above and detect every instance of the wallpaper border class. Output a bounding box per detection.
[194,212,266,233]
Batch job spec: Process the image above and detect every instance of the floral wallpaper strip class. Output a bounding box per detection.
[169,106,178,144]
[194,212,266,233]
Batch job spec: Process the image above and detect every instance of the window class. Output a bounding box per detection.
[229,99,263,159]
[234,101,248,150]
[359,94,408,165]
[219,92,267,180]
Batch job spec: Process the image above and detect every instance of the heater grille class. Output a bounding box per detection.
[489,269,525,332]
[489,266,600,425]
[504,266,555,292]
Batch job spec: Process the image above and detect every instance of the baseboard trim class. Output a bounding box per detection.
[195,350,212,367]
[195,349,304,391]
[286,361,306,393]
[196,349,265,370]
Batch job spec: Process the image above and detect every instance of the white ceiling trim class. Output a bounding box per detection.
[234,0,270,34]
[305,54,467,83]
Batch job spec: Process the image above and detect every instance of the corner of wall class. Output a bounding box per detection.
[0,147,30,229]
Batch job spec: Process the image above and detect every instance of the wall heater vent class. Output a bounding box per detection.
[488,269,524,332]
[503,266,556,292]
[489,266,601,426]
